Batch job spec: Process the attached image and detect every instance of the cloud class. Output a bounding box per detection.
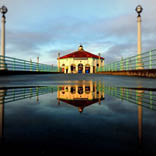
[0,0,156,65]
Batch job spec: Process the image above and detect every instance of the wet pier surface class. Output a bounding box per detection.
[0,74,156,155]
[97,69,156,78]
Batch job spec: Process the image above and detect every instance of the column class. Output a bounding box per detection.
[83,64,85,74]
[90,66,93,74]
[136,5,143,69]
[75,64,78,73]
[0,14,6,70]
[94,59,97,73]
[68,65,71,74]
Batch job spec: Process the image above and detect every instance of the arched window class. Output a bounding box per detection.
[71,87,76,94]
[71,64,76,72]
[85,86,90,94]
[78,86,83,94]
[78,64,83,73]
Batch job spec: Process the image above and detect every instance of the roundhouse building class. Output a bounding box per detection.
[57,45,104,74]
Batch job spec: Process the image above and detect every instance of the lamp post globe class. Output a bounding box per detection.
[136,5,143,16]
[0,6,8,15]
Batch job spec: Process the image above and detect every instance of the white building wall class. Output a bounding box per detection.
[59,57,104,74]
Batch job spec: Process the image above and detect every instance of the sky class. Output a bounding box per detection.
[0,0,156,65]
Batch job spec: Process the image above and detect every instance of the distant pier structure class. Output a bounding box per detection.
[57,45,104,74]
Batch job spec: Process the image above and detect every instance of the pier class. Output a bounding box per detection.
[97,49,156,78]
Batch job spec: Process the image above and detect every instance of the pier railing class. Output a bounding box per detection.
[0,55,60,72]
[97,49,156,72]
[0,86,57,104]
[103,86,156,111]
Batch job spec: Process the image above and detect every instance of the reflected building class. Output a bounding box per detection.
[57,81,105,113]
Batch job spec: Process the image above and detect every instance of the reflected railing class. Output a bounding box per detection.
[0,84,155,111]
[103,86,156,111]
[0,82,156,153]
[0,86,57,144]
[0,86,57,104]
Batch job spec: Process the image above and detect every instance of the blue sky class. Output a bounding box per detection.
[0,0,156,65]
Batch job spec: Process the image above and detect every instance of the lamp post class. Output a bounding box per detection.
[136,5,143,69]
[0,6,7,70]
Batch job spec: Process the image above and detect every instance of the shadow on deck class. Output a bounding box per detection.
[0,70,63,75]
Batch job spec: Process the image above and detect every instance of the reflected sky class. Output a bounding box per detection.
[0,76,156,155]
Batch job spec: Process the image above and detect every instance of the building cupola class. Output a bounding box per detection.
[78,45,84,51]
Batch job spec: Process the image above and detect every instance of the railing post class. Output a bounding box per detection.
[13,58,15,71]
[150,91,152,109]
[149,50,152,69]
[37,57,39,72]
[136,56,138,70]
[30,59,32,72]
[24,60,26,71]
[111,63,114,72]
[51,64,53,72]
[120,60,122,71]
[115,62,117,71]
[126,58,129,70]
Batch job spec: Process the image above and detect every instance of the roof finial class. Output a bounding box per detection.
[78,45,83,51]
[78,107,83,113]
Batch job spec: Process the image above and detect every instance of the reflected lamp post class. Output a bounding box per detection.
[0,6,8,70]
[135,5,143,69]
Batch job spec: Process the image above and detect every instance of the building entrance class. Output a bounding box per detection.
[85,64,90,73]
[78,64,83,73]
[71,64,76,73]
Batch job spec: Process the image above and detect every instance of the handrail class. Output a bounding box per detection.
[0,55,61,72]
[97,49,156,72]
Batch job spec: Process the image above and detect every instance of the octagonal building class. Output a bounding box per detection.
[57,45,104,74]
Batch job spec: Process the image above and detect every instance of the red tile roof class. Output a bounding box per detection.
[59,49,104,60]
[60,99,100,107]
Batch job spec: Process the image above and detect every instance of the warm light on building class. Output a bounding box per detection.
[57,81,105,113]
[57,45,104,74]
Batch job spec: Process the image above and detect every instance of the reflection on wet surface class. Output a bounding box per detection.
[0,78,156,155]
[57,81,104,113]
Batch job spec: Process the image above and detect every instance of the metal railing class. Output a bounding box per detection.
[0,86,57,104]
[0,55,61,72]
[97,49,156,72]
[103,86,156,111]
[0,83,155,111]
